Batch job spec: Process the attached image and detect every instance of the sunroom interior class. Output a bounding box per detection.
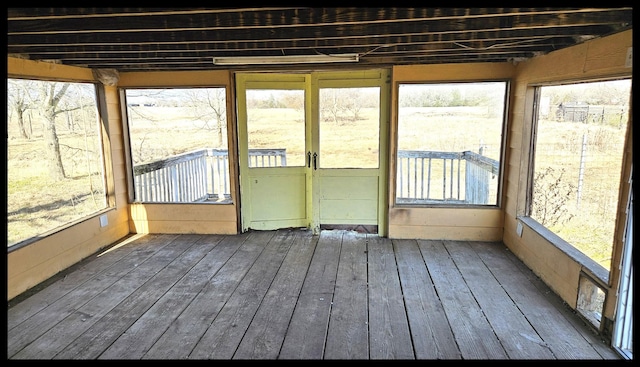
[6,8,633,359]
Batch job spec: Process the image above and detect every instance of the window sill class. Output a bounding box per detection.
[517,216,609,285]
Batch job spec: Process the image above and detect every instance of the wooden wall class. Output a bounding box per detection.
[503,29,632,322]
[388,62,516,240]
[7,58,131,300]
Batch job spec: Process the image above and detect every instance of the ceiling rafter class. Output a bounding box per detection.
[7,7,632,72]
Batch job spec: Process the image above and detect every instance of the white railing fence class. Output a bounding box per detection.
[133,148,286,202]
[396,149,499,204]
[133,147,498,204]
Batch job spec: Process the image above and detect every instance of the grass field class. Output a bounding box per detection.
[7,131,107,246]
[532,118,627,269]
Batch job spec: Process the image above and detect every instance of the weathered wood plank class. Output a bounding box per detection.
[7,233,151,330]
[367,235,414,359]
[189,228,297,359]
[49,234,208,359]
[7,231,620,360]
[141,230,274,359]
[278,229,343,359]
[324,231,369,359]
[417,239,508,359]
[8,234,181,358]
[233,229,318,359]
[468,241,604,359]
[443,240,555,359]
[393,239,461,359]
[498,243,621,360]
[99,234,245,359]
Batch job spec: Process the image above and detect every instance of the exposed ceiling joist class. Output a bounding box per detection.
[7,7,632,72]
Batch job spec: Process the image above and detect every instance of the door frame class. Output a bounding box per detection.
[235,69,390,236]
[311,70,390,236]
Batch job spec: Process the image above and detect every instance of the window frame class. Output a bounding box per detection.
[120,86,232,204]
[524,77,632,277]
[393,79,510,208]
[7,78,114,251]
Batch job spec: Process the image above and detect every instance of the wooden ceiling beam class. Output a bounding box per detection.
[7,21,624,50]
[8,8,630,38]
[9,7,630,31]
[18,38,575,62]
[7,7,632,72]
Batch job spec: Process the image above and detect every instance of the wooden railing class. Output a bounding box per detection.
[133,148,286,202]
[133,148,498,205]
[396,150,499,204]
[247,148,287,167]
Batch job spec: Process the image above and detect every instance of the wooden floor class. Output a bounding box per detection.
[8,229,620,360]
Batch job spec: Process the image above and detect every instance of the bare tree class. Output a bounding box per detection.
[320,89,344,123]
[185,88,227,147]
[11,80,93,181]
[7,79,35,139]
[321,88,375,124]
[38,82,71,181]
[343,90,368,122]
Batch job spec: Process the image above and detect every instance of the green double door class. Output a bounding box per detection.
[236,69,390,235]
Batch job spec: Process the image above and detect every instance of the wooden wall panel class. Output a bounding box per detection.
[134,221,238,235]
[7,57,94,81]
[389,208,503,241]
[389,207,502,227]
[110,147,127,169]
[392,62,515,82]
[129,203,236,221]
[503,30,633,321]
[7,215,130,299]
[505,221,582,307]
[389,225,502,241]
[118,70,230,87]
[129,203,237,235]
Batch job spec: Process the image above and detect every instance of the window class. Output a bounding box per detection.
[529,79,631,272]
[125,88,230,203]
[7,79,108,247]
[319,87,380,168]
[396,82,507,205]
[246,89,305,167]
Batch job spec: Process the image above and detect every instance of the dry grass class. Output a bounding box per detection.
[128,106,228,164]
[248,107,381,168]
[7,132,106,246]
[398,107,503,160]
[532,119,627,269]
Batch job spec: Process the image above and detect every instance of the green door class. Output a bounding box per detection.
[237,70,389,235]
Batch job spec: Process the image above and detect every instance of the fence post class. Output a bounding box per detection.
[171,164,179,202]
[577,133,587,208]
